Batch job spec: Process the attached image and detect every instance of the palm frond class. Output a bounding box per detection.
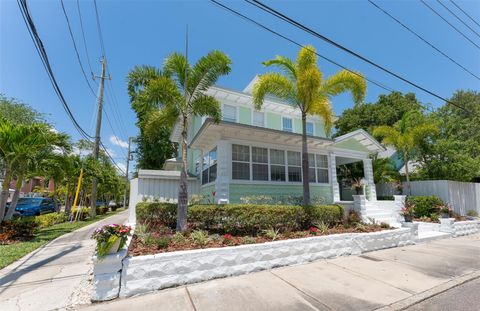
[163,52,189,89]
[143,105,179,139]
[297,66,321,112]
[252,73,295,110]
[187,50,231,104]
[127,65,163,100]
[309,96,334,135]
[191,94,222,122]
[295,45,318,77]
[410,123,439,143]
[373,126,401,148]
[321,70,366,104]
[263,55,297,81]
[141,76,183,110]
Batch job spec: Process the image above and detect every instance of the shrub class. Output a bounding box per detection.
[377,195,394,201]
[136,202,177,227]
[241,236,256,244]
[263,228,280,240]
[406,196,443,218]
[190,230,208,247]
[35,212,67,229]
[0,217,39,241]
[306,205,344,226]
[172,232,187,244]
[144,234,170,249]
[71,207,90,221]
[96,206,109,215]
[467,210,478,217]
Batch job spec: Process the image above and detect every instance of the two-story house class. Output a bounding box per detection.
[168,77,385,204]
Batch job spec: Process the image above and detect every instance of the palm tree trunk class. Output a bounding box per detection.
[301,112,311,206]
[176,116,189,231]
[404,152,411,195]
[0,166,13,222]
[5,173,24,220]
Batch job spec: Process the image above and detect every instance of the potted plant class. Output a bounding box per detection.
[401,201,416,222]
[351,178,366,195]
[92,224,132,257]
[437,204,453,219]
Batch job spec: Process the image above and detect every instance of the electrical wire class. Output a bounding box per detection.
[75,0,95,77]
[244,0,471,112]
[368,0,480,81]
[435,0,480,39]
[450,0,480,29]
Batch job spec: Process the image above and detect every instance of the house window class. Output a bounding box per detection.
[270,149,286,181]
[223,104,237,122]
[306,122,314,136]
[202,148,217,185]
[287,151,302,182]
[252,147,268,180]
[253,111,264,127]
[282,117,293,132]
[316,154,329,183]
[308,153,316,182]
[232,144,250,180]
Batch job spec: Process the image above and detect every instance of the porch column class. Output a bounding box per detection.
[329,153,340,202]
[215,140,231,204]
[363,158,377,201]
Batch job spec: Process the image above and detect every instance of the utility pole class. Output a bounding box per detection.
[91,58,109,218]
[122,137,133,209]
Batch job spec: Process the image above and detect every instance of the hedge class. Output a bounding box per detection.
[35,212,67,229]
[136,203,344,235]
[406,195,444,218]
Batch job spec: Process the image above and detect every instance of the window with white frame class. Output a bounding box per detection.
[253,111,264,127]
[308,153,316,182]
[223,104,237,122]
[252,147,268,180]
[232,144,250,180]
[316,154,329,183]
[270,149,286,181]
[287,151,302,182]
[306,122,314,136]
[202,148,217,185]
[282,117,293,132]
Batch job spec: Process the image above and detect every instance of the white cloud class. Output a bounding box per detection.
[106,148,117,158]
[109,135,129,149]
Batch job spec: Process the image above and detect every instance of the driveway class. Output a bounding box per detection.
[79,233,480,311]
[0,210,128,311]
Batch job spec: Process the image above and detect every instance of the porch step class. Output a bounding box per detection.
[418,231,451,242]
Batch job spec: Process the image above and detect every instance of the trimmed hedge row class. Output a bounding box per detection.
[406,195,444,218]
[136,203,344,235]
[35,212,67,229]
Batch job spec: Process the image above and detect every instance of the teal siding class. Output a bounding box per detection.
[229,183,333,204]
[201,184,216,203]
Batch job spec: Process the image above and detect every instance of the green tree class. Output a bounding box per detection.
[0,94,44,125]
[373,111,438,194]
[253,45,366,205]
[335,92,423,137]
[128,51,231,231]
[416,90,480,181]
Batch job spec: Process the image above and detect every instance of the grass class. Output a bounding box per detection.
[0,208,125,269]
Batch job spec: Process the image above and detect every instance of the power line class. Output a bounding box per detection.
[436,0,480,39]
[450,0,480,29]
[75,0,95,76]
[16,0,94,140]
[420,0,480,50]
[100,141,126,174]
[209,0,395,94]
[60,0,97,97]
[244,0,470,112]
[368,0,480,81]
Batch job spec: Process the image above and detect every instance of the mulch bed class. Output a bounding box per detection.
[129,225,392,257]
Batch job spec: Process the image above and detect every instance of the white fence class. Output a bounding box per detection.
[376,180,480,216]
[128,170,200,223]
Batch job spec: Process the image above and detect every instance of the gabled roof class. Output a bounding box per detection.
[333,129,386,153]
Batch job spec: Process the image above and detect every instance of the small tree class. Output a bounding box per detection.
[128,51,231,231]
[373,111,438,194]
[253,45,366,206]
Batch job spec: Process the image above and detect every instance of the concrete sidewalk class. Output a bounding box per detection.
[0,210,129,311]
[80,234,480,311]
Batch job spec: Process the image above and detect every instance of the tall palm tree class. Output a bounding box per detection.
[373,111,438,194]
[128,51,231,231]
[253,45,366,205]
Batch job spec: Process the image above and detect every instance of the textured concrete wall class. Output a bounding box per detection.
[453,220,480,237]
[119,228,413,298]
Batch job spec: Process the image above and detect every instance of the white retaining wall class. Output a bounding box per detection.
[376,180,480,216]
[119,228,413,297]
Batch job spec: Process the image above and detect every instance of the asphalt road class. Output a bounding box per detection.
[406,277,480,311]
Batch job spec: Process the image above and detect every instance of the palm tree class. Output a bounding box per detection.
[128,51,231,231]
[253,45,366,205]
[373,111,438,194]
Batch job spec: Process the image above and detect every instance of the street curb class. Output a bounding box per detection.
[375,270,480,310]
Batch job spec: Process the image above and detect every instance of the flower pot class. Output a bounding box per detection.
[403,215,413,222]
[107,237,122,254]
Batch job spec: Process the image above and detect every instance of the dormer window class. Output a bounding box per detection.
[253,111,264,127]
[306,122,314,136]
[223,105,237,122]
[282,117,292,132]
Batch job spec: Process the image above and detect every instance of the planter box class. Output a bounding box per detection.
[120,228,413,298]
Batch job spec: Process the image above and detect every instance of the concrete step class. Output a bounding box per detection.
[418,231,451,243]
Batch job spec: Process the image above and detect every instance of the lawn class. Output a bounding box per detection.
[0,208,125,269]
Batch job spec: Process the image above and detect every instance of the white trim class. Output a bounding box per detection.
[334,129,386,152]
[282,116,293,132]
[222,103,238,123]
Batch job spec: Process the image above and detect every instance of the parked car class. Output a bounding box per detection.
[15,197,57,216]
[96,200,107,207]
[108,200,117,208]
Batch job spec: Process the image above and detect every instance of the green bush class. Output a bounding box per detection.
[35,212,67,228]
[0,217,39,241]
[306,205,344,226]
[377,195,394,201]
[136,202,177,227]
[407,196,444,218]
[71,207,90,221]
[96,206,109,215]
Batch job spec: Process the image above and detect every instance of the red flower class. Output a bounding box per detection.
[212,191,216,197]
[309,227,318,232]
[223,234,233,240]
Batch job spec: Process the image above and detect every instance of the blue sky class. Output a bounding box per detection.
[1,0,480,172]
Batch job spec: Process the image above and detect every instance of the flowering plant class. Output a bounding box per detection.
[222,233,234,245]
[91,224,132,257]
[308,226,319,235]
